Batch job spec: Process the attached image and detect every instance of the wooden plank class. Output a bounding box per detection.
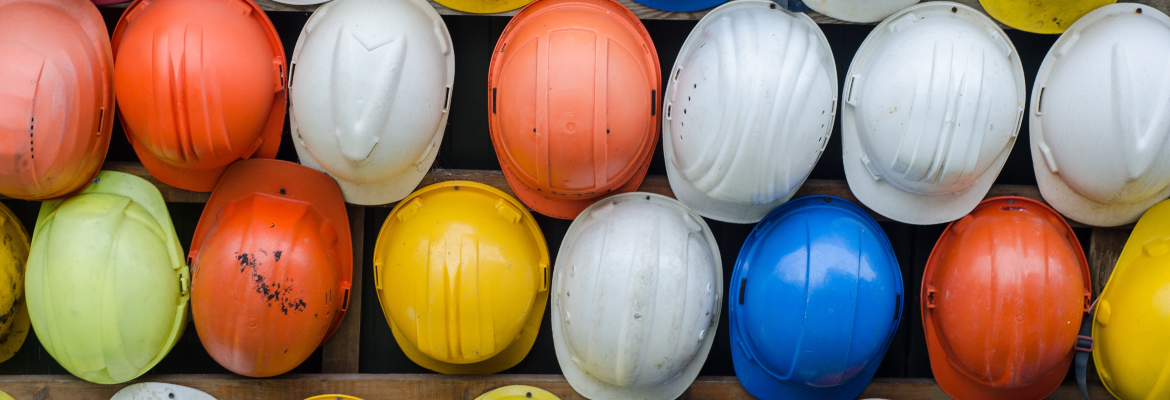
[0,375,1116,399]
[1089,228,1129,301]
[96,0,1170,23]
[320,205,365,373]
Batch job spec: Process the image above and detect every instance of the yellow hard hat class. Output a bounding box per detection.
[979,0,1115,34]
[0,202,29,364]
[476,386,560,400]
[305,396,364,400]
[0,390,12,400]
[374,181,549,374]
[1094,199,1170,399]
[434,0,533,13]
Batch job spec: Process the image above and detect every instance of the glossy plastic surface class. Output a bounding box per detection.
[980,0,1115,34]
[631,0,724,12]
[435,0,533,13]
[0,203,30,363]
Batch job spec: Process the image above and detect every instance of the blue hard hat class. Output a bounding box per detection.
[729,195,903,400]
[632,0,727,12]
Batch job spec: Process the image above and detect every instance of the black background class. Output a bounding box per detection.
[0,5,1091,384]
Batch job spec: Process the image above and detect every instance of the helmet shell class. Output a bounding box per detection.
[730,196,902,400]
[290,0,455,205]
[189,159,352,377]
[0,0,114,200]
[842,2,1025,225]
[25,171,189,384]
[110,383,216,400]
[980,0,1115,34]
[488,0,661,220]
[630,0,724,12]
[1030,3,1170,227]
[922,197,1091,400]
[1093,199,1170,399]
[552,193,721,400]
[664,0,837,223]
[0,202,30,363]
[112,0,286,192]
[435,0,533,13]
[803,0,919,23]
[474,386,560,400]
[374,181,549,374]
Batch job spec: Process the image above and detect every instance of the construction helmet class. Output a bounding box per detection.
[730,195,902,400]
[374,181,549,374]
[552,193,721,400]
[980,0,1115,34]
[631,0,724,12]
[1093,199,1170,399]
[305,396,363,400]
[189,159,352,377]
[801,0,919,22]
[289,0,454,205]
[111,0,286,192]
[842,2,1026,225]
[1030,4,1170,227]
[488,0,661,220]
[110,383,216,400]
[25,171,189,384]
[0,0,113,200]
[922,197,1091,400]
[664,1,836,224]
[475,386,560,400]
[0,202,30,364]
[435,0,533,13]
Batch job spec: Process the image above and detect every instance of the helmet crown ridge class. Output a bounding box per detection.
[330,26,406,164]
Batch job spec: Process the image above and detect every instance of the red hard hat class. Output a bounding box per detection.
[922,197,1091,400]
[0,0,113,200]
[189,159,352,377]
[112,0,286,192]
[488,0,661,219]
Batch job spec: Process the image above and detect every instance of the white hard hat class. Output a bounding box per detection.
[289,0,454,205]
[552,193,722,400]
[1030,3,1170,227]
[841,2,1025,225]
[110,383,216,400]
[664,0,837,224]
[803,0,920,23]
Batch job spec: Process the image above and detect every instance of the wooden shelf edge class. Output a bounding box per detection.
[0,374,1116,399]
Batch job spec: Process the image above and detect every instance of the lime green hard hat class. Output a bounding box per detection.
[25,171,190,384]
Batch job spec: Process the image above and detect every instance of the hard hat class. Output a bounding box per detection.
[110,383,216,400]
[305,396,364,400]
[842,2,1026,225]
[488,0,661,220]
[664,0,837,223]
[801,0,919,23]
[435,0,533,13]
[922,197,1091,400]
[475,386,560,400]
[730,195,902,400]
[552,193,721,400]
[289,0,454,205]
[1093,199,1170,399]
[374,181,549,374]
[0,391,10,400]
[111,0,286,192]
[25,171,190,384]
[0,0,114,200]
[630,0,724,12]
[1030,3,1170,227]
[980,0,1115,34]
[0,202,30,364]
[189,159,352,377]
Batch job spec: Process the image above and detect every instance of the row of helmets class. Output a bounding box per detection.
[79,383,558,400]
[5,0,1169,229]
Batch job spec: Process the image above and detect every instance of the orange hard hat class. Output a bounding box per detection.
[0,0,113,200]
[922,197,1091,400]
[111,0,286,192]
[189,159,352,377]
[487,0,661,219]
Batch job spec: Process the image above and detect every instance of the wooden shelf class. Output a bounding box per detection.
[88,0,1170,23]
[0,374,1118,399]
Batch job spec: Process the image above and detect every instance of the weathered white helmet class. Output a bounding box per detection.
[664,0,837,224]
[552,193,722,400]
[289,0,454,205]
[1030,3,1170,227]
[110,383,216,400]
[842,2,1025,225]
[802,0,920,23]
